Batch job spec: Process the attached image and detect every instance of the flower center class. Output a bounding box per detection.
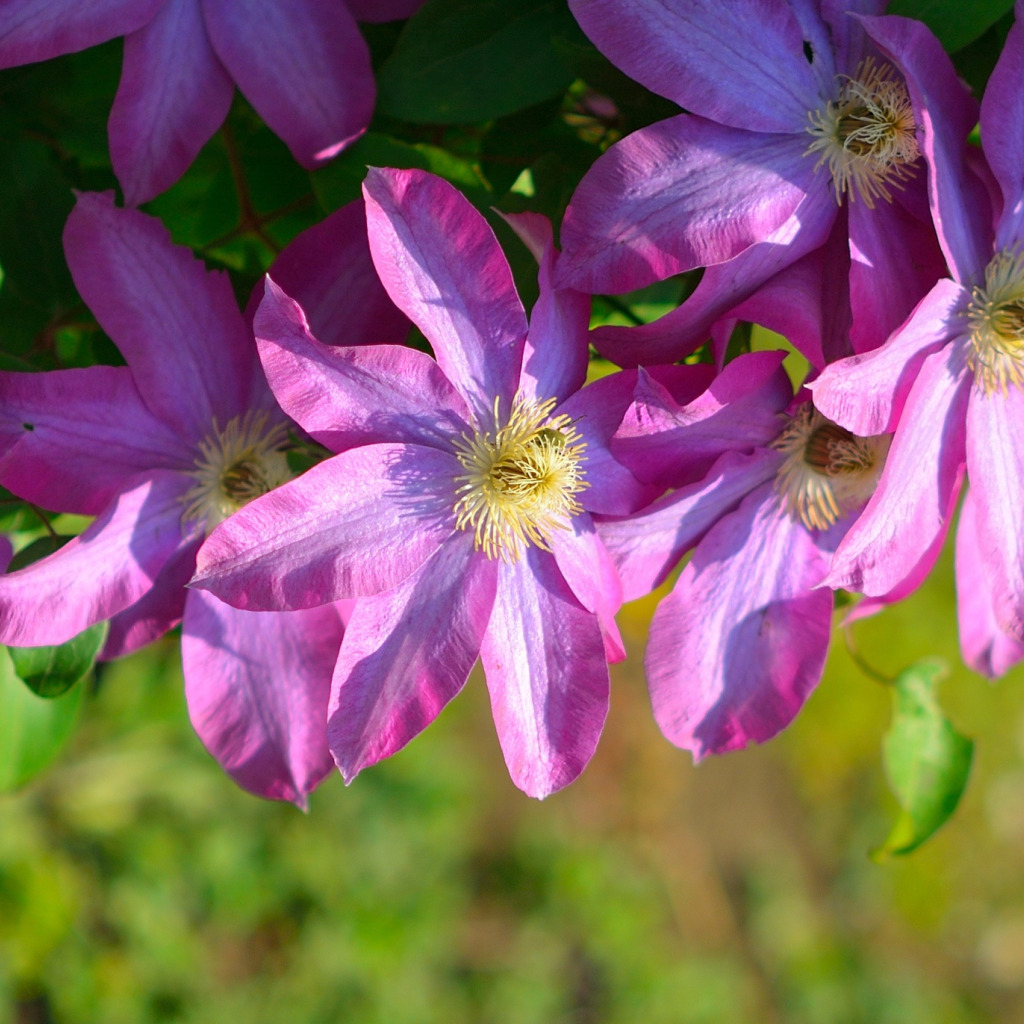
[771,406,890,530]
[966,249,1024,396]
[805,58,919,207]
[181,410,292,533]
[452,396,588,562]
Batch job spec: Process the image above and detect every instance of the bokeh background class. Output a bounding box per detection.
[4,552,1024,1024]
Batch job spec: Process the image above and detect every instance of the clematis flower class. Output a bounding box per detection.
[0,0,424,205]
[600,368,901,756]
[0,193,405,803]
[558,0,952,368]
[811,4,1024,668]
[193,167,661,799]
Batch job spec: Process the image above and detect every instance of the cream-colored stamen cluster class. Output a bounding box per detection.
[806,58,919,207]
[181,410,292,533]
[452,395,588,562]
[967,249,1024,396]
[772,406,890,530]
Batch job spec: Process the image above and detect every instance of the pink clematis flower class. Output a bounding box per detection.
[558,0,954,369]
[600,364,905,757]
[0,0,424,205]
[193,167,659,799]
[811,4,1024,669]
[0,193,405,803]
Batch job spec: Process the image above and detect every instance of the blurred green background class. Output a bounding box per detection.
[4,547,1024,1024]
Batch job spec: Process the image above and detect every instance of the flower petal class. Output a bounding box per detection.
[203,0,372,166]
[809,278,969,436]
[249,200,410,349]
[0,365,187,514]
[481,549,608,798]
[63,193,256,441]
[328,534,495,782]
[344,0,424,22]
[825,340,970,596]
[0,471,191,647]
[647,485,834,759]
[0,0,162,68]
[109,0,234,205]
[559,115,813,293]
[568,0,819,131]
[362,167,526,417]
[254,277,469,452]
[193,444,457,610]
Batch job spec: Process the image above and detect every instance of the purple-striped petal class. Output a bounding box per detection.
[0,471,191,647]
[203,0,372,167]
[647,485,833,758]
[363,168,526,417]
[183,590,343,804]
[193,444,458,610]
[481,548,608,798]
[328,535,495,782]
[255,277,470,451]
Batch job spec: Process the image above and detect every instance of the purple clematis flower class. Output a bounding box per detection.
[558,0,953,369]
[0,0,424,205]
[192,167,653,799]
[600,363,903,757]
[811,4,1024,669]
[0,193,405,803]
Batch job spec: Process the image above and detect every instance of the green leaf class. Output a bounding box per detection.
[887,0,1014,52]
[8,621,108,699]
[0,646,85,791]
[376,0,583,123]
[874,660,973,859]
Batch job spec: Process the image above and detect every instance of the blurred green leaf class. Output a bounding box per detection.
[377,0,583,123]
[888,0,1014,52]
[7,535,74,572]
[8,621,108,699]
[0,646,84,791]
[875,660,973,858]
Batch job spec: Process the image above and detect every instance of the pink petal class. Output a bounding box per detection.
[0,0,162,68]
[647,485,834,758]
[965,383,1024,641]
[328,535,495,782]
[63,193,256,441]
[568,0,820,132]
[559,115,813,293]
[809,277,970,436]
[0,471,191,647]
[249,200,409,350]
[192,444,458,610]
[481,549,609,798]
[203,0,372,166]
[254,277,470,452]
[362,167,526,416]
[825,340,971,596]
[956,488,1024,678]
[0,365,187,515]
[183,590,344,804]
[597,448,782,603]
[110,0,234,205]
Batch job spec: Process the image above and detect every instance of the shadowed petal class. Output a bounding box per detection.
[0,365,188,515]
[328,534,495,782]
[363,167,526,417]
[559,115,813,294]
[344,0,424,21]
[983,17,1024,246]
[481,548,608,798]
[110,0,234,205]
[183,590,344,804]
[63,193,255,441]
[648,485,833,758]
[193,444,458,610]
[255,277,469,451]
[204,0,372,166]
[0,471,191,647]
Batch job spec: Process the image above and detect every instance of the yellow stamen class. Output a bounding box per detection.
[967,249,1024,396]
